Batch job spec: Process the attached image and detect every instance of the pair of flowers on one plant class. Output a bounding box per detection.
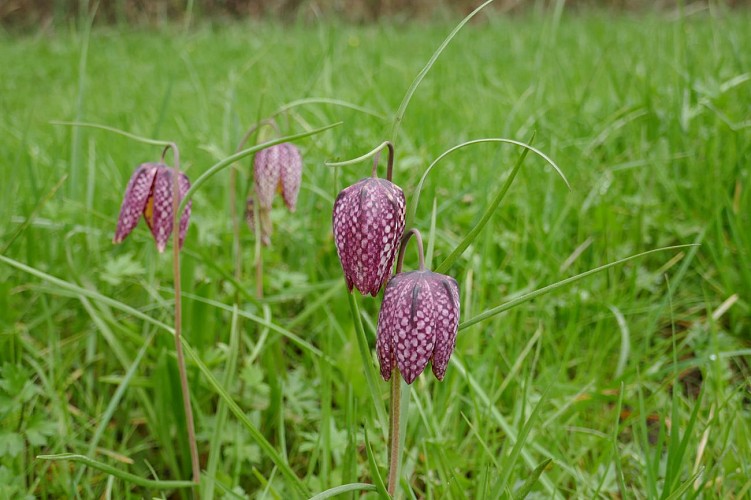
[114,142,302,250]
[332,143,460,384]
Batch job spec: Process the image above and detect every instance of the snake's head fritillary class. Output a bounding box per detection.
[113,163,191,253]
[332,178,406,296]
[254,142,303,212]
[376,270,460,384]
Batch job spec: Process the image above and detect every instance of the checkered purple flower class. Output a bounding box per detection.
[254,142,303,212]
[113,163,192,252]
[332,178,406,296]
[376,270,460,384]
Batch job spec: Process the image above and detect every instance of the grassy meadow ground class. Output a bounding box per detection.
[1,7,750,499]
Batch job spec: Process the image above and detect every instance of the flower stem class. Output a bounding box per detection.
[396,228,425,272]
[387,369,402,496]
[167,143,201,486]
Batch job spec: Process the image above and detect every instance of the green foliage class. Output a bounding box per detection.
[1,8,750,498]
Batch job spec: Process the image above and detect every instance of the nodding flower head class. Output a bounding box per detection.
[376,270,460,384]
[113,163,191,252]
[254,142,303,212]
[375,229,460,384]
[332,143,405,296]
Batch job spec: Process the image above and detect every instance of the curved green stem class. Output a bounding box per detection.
[38,454,195,489]
[409,137,569,228]
[324,141,394,180]
[50,121,172,148]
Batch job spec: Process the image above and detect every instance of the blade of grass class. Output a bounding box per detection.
[309,483,378,500]
[37,454,195,489]
[363,428,389,499]
[514,459,554,500]
[459,244,700,330]
[491,385,551,497]
[434,140,532,274]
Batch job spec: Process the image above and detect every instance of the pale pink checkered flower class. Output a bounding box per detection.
[332,178,406,296]
[376,270,460,384]
[113,163,191,252]
[254,143,303,212]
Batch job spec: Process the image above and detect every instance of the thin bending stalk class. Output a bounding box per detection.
[166,143,201,485]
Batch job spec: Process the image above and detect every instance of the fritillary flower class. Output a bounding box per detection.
[332,144,405,296]
[113,163,191,252]
[376,269,460,384]
[254,142,303,212]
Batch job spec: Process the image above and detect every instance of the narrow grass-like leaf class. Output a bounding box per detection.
[410,137,568,228]
[51,120,173,147]
[491,385,551,497]
[309,483,379,500]
[37,454,195,489]
[451,357,560,495]
[274,97,385,120]
[347,292,389,434]
[72,331,156,488]
[513,458,554,500]
[390,0,499,144]
[324,140,391,168]
[0,255,309,497]
[459,245,699,330]
[203,305,240,500]
[2,174,67,253]
[434,140,532,274]
[364,428,389,499]
[612,382,627,499]
[664,469,704,500]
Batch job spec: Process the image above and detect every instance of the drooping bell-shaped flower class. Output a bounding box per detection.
[254,142,303,212]
[333,177,406,296]
[376,270,460,384]
[113,163,192,252]
[332,143,407,298]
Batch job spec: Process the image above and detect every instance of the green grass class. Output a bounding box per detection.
[1,7,750,498]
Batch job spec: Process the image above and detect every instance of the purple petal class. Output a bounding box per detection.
[278,143,303,212]
[254,146,282,210]
[245,197,272,246]
[177,171,192,249]
[389,272,437,384]
[332,178,405,296]
[113,163,158,245]
[146,165,183,253]
[429,275,460,380]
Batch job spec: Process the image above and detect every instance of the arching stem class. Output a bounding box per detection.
[396,228,426,273]
[166,142,201,487]
[371,141,395,181]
